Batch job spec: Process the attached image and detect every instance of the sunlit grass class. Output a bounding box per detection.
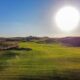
[0,42,80,80]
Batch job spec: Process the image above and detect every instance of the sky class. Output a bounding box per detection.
[0,0,80,37]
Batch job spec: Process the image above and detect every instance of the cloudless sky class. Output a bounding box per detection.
[0,0,80,37]
[0,0,54,37]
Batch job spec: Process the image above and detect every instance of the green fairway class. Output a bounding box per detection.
[0,42,80,80]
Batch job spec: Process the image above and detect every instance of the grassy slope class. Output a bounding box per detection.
[0,42,80,80]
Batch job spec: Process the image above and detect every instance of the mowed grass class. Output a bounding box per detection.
[0,42,80,80]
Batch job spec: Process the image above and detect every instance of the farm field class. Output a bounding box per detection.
[0,42,80,80]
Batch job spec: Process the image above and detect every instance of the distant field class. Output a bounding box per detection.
[0,42,80,80]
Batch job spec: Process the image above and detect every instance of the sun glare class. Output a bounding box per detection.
[55,6,80,32]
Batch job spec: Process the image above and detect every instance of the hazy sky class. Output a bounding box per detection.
[0,0,80,37]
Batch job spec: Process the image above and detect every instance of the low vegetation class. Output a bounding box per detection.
[0,41,80,80]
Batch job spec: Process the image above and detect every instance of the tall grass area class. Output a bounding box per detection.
[0,42,80,80]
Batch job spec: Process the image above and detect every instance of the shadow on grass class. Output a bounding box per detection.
[7,47,32,51]
[0,47,32,71]
[0,51,19,70]
[18,70,80,80]
[0,51,19,59]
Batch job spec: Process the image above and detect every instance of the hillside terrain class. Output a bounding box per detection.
[0,36,80,46]
[0,41,80,80]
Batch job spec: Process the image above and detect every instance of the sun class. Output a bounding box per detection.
[55,6,80,32]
